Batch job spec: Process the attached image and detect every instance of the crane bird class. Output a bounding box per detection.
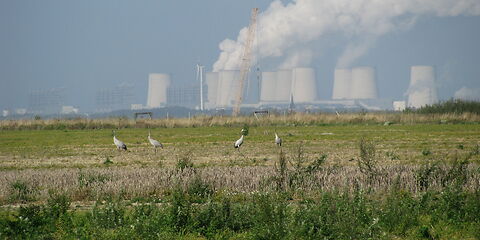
[148,130,163,153]
[234,134,244,150]
[112,130,127,151]
[275,133,282,146]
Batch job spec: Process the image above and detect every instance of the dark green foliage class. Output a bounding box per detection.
[441,154,469,187]
[241,124,249,136]
[379,190,419,236]
[251,194,288,239]
[1,188,480,239]
[422,149,432,156]
[357,138,383,184]
[169,187,192,232]
[103,156,113,165]
[8,180,37,203]
[187,175,214,203]
[415,161,439,190]
[176,150,194,170]
[406,99,480,114]
[91,198,126,229]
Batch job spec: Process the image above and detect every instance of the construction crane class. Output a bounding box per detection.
[232,8,258,117]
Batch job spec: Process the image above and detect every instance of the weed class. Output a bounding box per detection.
[357,138,382,183]
[386,151,400,160]
[422,149,432,156]
[8,180,37,203]
[415,161,439,191]
[103,156,113,165]
[78,171,111,188]
[187,175,213,203]
[176,150,194,170]
[92,198,126,229]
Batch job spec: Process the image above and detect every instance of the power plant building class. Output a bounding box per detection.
[205,72,219,109]
[407,66,438,108]
[332,68,352,99]
[291,68,317,103]
[260,72,277,102]
[216,70,240,107]
[276,69,292,102]
[147,73,171,108]
[350,67,378,99]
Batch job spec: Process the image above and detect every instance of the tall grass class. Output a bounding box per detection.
[408,99,480,114]
[1,112,479,130]
[1,186,479,239]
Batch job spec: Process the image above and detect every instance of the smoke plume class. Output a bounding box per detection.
[454,87,480,101]
[212,0,480,71]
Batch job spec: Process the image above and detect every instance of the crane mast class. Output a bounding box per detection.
[232,8,258,117]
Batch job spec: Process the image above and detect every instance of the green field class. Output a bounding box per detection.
[0,123,479,169]
[1,117,480,239]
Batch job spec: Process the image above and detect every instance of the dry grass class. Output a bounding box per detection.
[1,112,479,130]
[1,164,479,205]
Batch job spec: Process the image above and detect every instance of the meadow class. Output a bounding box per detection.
[0,113,479,239]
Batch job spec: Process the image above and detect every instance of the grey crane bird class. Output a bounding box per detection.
[275,133,282,146]
[148,130,163,153]
[112,130,127,151]
[234,134,244,150]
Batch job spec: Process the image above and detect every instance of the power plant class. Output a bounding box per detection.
[332,69,351,100]
[147,73,171,108]
[260,72,277,102]
[205,72,219,109]
[139,65,438,112]
[291,68,318,103]
[350,67,378,99]
[407,66,438,108]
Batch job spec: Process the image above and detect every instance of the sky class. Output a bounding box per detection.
[0,0,479,112]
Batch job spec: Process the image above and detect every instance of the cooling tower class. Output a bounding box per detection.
[332,68,352,99]
[147,73,171,108]
[205,72,219,108]
[291,68,317,103]
[260,72,277,102]
[276,69,292,102]
[407,66,438,108]
[350,67,378,99]
[216,70,240,107]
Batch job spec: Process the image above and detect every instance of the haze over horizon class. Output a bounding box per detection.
[1,0,480,112]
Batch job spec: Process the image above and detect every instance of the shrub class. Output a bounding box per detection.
[357,138,382,183]
[176,150,194,170]
[8,180,37,203]
[187,175,213,203]
[91,198,126,229]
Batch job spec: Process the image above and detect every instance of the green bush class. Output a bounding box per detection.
[407,99,480,114]
[8,180,37,203]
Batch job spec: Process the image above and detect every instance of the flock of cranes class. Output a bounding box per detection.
[112,129,282,153]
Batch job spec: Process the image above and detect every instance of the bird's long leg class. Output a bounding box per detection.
[237,148,246,159]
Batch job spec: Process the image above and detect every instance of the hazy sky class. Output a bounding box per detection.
[1,0,479,111]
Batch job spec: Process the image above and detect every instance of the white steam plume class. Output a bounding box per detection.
[212,0,480,71]
[454,87,480,101]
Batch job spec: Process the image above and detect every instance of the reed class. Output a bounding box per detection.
[1,112,479,130]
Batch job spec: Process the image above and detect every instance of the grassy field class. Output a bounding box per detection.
[1,115,480,239]
[0,123,479,169]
